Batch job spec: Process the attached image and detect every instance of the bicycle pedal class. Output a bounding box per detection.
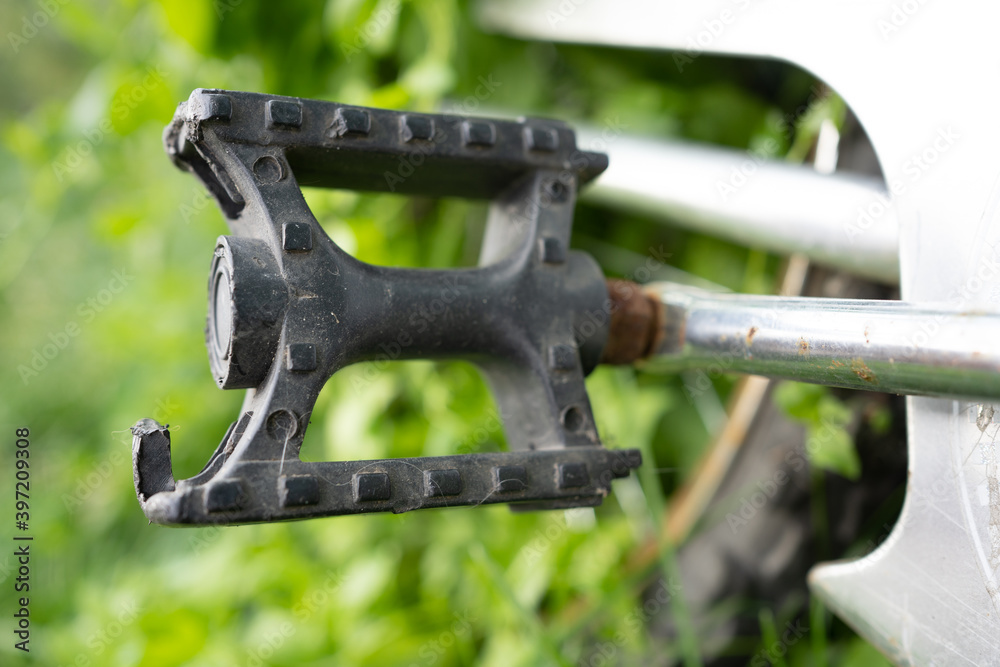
[132,89,642,525]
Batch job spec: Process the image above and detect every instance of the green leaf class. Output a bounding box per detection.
[807,421,861,480]
[775,382,861,480]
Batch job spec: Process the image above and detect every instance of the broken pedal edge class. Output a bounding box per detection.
[132,418,642,526]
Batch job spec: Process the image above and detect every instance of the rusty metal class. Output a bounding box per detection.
[642,281,1000,400]
[599,278,663,365]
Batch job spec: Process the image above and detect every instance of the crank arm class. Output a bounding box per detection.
[639,282,1000,400]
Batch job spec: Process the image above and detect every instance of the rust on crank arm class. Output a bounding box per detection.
[605,280,1000,401]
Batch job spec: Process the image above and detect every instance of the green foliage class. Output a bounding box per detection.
[773,382,861,480]
[0,0,882,664]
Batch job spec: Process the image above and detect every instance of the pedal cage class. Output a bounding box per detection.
[132,89,641,525]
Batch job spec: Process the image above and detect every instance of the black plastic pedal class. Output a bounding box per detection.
[132,89,641,525]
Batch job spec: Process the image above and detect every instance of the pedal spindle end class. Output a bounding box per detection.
[207,236,289,389]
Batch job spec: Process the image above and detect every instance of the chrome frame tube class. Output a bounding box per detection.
[576,131,899,283]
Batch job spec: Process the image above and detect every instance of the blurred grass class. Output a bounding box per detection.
[0,1,892,665]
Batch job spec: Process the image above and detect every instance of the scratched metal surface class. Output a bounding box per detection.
[477,1,1000,663]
